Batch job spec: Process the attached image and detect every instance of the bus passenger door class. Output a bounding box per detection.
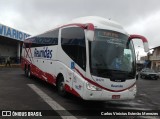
[60,26,86,95]
[72,43,86,96]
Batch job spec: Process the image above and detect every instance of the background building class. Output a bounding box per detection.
[0,23,30,64]
[149,46,160,71]
[139,46,160,71]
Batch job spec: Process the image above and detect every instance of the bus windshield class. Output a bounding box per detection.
[89,29,136,79]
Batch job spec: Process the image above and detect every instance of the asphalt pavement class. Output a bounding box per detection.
[0,67,160,119]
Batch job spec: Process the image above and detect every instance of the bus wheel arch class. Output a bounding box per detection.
[56,73,67,96]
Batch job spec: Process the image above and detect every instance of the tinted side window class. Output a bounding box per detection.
[61,27,86,70]
[29,29,59,47]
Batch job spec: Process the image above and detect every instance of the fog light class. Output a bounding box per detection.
[129,85,136,92]
[86,82,102,91]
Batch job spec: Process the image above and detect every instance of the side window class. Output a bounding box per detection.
[61,27,86,70]
[30,29,59,47]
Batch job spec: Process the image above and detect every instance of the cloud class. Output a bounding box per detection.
[125,10,160,57]
[1,0,160,32]
[0,0,160,58]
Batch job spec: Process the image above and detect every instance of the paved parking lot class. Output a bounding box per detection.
[0,67,160,119]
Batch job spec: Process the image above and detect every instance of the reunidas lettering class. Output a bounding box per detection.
[111,84,123,88]
[34,47,52,59]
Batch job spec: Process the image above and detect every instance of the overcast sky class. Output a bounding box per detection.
[0,0,160,58]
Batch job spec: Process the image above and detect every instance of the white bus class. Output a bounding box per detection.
[21,16,149,100]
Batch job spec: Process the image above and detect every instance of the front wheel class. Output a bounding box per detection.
[154,78,158,80]
[57,76,67,97]
[141,75,145,79]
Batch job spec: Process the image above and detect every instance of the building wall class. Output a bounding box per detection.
[0,24,30,41]
[149,46,160,71]
[0,23,30,64]
[0,43,17,57]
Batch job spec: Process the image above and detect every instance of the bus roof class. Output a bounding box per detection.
[68,16,123,29]
[24,16,128,43]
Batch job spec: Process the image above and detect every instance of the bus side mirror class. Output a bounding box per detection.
[128,35,149,52]
[86,23,94,41]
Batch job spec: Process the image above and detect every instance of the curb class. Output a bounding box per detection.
[0,64,21,68]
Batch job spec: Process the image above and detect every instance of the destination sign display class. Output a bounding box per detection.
[95,29,128,47]
[97,30,119,38]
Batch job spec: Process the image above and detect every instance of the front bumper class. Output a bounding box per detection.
[82,84,137,101]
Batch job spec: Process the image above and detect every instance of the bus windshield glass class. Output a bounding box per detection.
[89,29,136,79]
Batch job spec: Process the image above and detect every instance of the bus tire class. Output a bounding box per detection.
[57,76,67,97]
[24,65,28,77]
[27,66,32,78]
[141,75,145,79]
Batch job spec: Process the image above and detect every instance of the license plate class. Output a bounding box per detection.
[112,95,120,99]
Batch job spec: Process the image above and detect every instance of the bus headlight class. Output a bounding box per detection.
[86,82,102,91]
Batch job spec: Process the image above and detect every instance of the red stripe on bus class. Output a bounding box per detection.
[22,57,81,98]
[65,84,81,98]
[22,57,56,84]
[60,23,94,31]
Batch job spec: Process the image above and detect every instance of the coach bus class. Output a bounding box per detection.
[21,16,149,100]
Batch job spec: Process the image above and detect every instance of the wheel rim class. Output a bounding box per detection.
[59,82,65,92]
[28,70,30,77]
[58,78,66,96]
